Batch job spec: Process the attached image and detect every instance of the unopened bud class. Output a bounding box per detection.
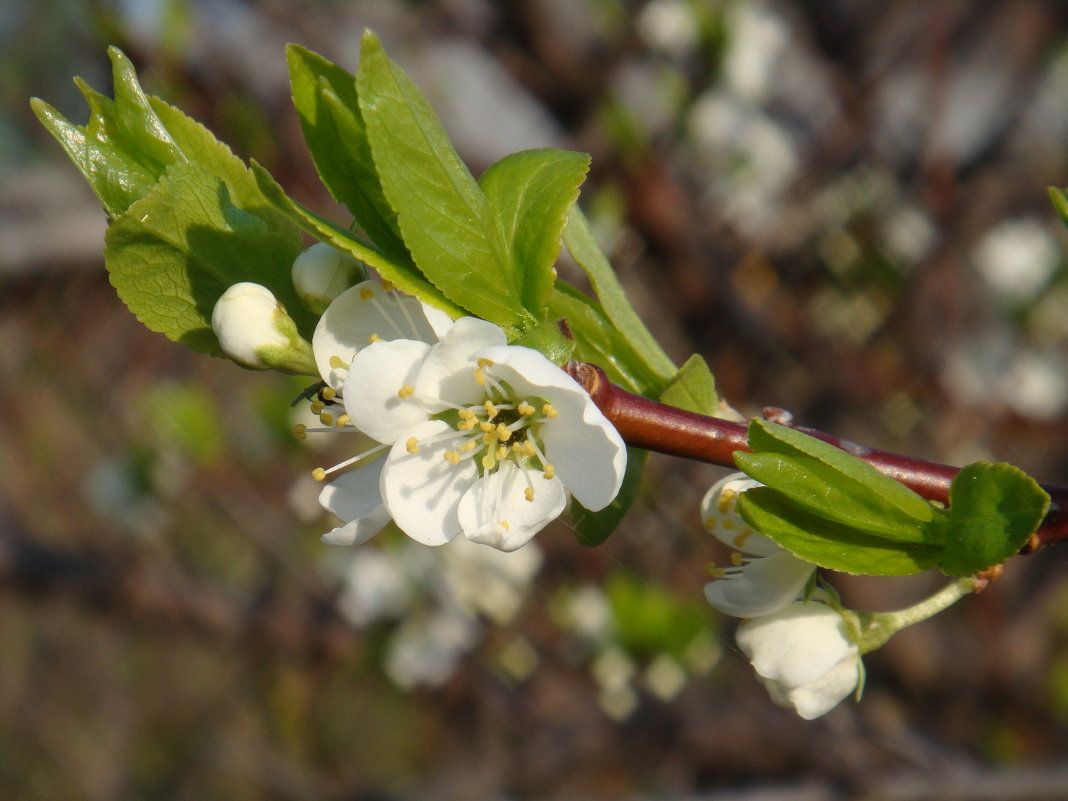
[292,242,365,314]
[211,282,315,374]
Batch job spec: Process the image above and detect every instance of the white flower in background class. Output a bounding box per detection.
[211,282,314,374]
[291,242,366,314]
[735,599,861,720]
[440,536,543,624]
[339,316,627,551]
[702,472,815,618]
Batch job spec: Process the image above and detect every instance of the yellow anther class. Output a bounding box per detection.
[398,385,415,399]
[542,463,556,480]
[319,412,334,426]
[517,401,535,416]
[523,441,538,457]
[292,424,307,440]
[482,432,497,445]
[542,403,559,419]
[473,368,486,385]
[310,401,325,414]
[703,516,718,529]
[706,564,727,579]
[477,357,495,368]
[458,419,477,431]
[524,487,535,502]
[443,450,461,465]
[717,489,736,515]
[459,408,476,421]
[730,551,744,567]
[721,517,738,531]
[329,355,347,370]
[483,400,498,416]
[381,279,395,291]
[496,445,509,460]
[359,287,375,300]
[498,520,510,531]
[320,386,337,401]
[369,333,383,344]
[335,414,351,428]
[482,452,497,470]
[406,437,420,454]
[461,440,479,452]
[496,423,511,442]
[311,467,327,482]
[479,421,496,433]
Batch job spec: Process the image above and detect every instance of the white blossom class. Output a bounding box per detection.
[736,600,861,720]
[291,242,365,314]
[702,472,815,617]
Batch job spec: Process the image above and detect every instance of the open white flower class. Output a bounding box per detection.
[702,472,815,617]
[735,599,861,719]
[335,316,627,551]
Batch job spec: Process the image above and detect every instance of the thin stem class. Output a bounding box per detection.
[565,361,1068,552]
[854,578,976,653]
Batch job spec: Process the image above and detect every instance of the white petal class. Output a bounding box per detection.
[422,304,456,339]
[343,339,431,443]
[704,550,815,618]
[736,601,858,690]
[476,345,627,510]
[776,657,860,719]
[458,461,566,552]
[381,419,479,546]
[414,317,508,404]
[318,459,391,546]
[701,473,780,556]
[312,280,443,388]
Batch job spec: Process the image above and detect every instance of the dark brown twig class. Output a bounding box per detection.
[565,361,1068,551]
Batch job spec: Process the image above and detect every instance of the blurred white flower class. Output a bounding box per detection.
[973,218,1059,304]
[638,0,699,58]
[736,600,861,720]
[702,473,815,618]
[384,609,479,689]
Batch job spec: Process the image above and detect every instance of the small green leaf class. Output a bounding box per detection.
[479,149,590,313]
[356,30,528,328]
[1049,187,1068,230]
[547,283,661,395]
[571,448,648,546]
[286,44,412,265]
[737,419,937,542]
[938,462,1051,577]
[737,488,941,576]
[104,161,307,355]
[659,354,718,415]
[250,162,465,319]
[606,571,712,658]
[562,206,676,385]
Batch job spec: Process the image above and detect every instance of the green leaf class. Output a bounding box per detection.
[737,488,941,576]
[479,149,590,313]
[562,206,676,385]
[659,354,718,415]
[104,161,306,355]
[736,419,938,543]
[547,283,661,395]
[1049,187,1068,230]
[251,162,465,319]
[571,448,648,546]
[286,44,412,265]
[31,47,181,217]
[356,30,528,328]
[938,462,1051,576]
[606,571,712,658]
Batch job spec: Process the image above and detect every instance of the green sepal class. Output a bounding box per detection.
[937,462,1050,577]
[509,317,576,365]
[737,487,941,576]
[479,148,591,314]
[355,30,529,329]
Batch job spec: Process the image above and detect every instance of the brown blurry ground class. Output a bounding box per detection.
[3,1,1068,799]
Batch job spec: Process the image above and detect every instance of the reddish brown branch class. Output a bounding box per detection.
[566,361,1068,551]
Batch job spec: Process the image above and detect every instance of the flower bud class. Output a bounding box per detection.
[292,242,365,314]
[211,282,315,374]
[735,600,861,719]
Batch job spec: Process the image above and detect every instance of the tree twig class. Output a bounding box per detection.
[565,361,1068,552]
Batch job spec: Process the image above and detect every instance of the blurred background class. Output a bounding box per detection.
[4,0,1068,798]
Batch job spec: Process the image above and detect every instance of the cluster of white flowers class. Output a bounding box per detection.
[702,472,862,719]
